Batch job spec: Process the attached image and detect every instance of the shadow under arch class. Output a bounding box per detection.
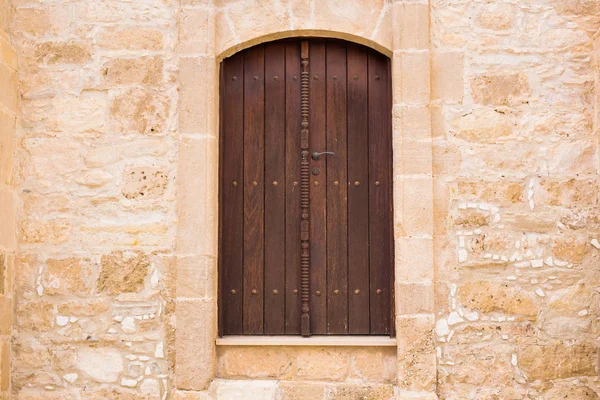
[216,29,392,61]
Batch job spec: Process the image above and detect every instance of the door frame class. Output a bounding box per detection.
[174,2,436,394]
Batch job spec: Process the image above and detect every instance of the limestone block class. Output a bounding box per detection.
[399,52,430,105]
[16,300,53,332]
[173,390,213,400]
[12,6,71,37]
[476,3,516,30]
[542,385,599,399]
[396,284,434,315]
[176,137,218,256]
[451,108,513,143]
[97,27,163,50]
[42,257,91,296]
[17,389,79,400]
[180,7,214,55]
[458,281,537,317]
[179,57,217,135]
[393,2,429,50]
[399,177,434,236]
[175,299,216,390]
[121,165,168,200]
[314,0,385,44]
[76,347,123,383]
[33,41,91,65]
[452,209,490,228]
[396,237,434,283]
[277,381,328,400]
[98,251,149,295]
[176,255,216,298]
[397,139,433,175]
[431,142,461,177]
[295,348,349,381]
[102,57,163,86]
[331,384,394,400]
[454,180,524,204]
[13,336,51,368]
[396,315,436,392]
[0,190,15,249]
[19,218,71,245]
[349,348,396,383]
[470,73,530,106]
[539,179,598,209]
[551,236,589,264]
[57,300,109,317]
[0,36,16,74]
[0,63,17,112]
[215,379,278,400]
[395,106,431,141]
[217,346,294,379]
[517,344,597,380]
[110,87,170,135]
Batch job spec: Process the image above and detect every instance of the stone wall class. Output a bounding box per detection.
[0,0,16,397]
[5,0,600,399]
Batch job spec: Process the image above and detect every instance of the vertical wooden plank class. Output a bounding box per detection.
[242,45,265,335]
[368,51,392,335]
[220,52,244,335]
[326,41,348,334]
[285,41,302,334]
[308,41,327,335]
[346,44,370,334]
[264,42,286,334]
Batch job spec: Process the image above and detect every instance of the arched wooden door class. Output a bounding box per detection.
[218,38,393,337]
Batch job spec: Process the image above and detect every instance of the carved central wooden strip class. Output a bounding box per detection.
[300,40,311,337]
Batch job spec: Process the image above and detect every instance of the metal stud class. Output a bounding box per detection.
[353,75,358,80]
[354,181,360,187]
[273,289,278,295]
[354,289,360,295]
[333,289,340,295]
[230,289,236,295]
[273,181,278,186]
[254,75,259,80]
[274,75,279,81]
[314,74,319,80]
[252,181,258,187]
[293,76,298,81]
[376,289,382,295]
[375,75,380,81]
[334,180,339,186]
[293,289,299,295]
[232,76,237,81]
[375,181,381,186]
[232,181,238,187]
[333,75,337,80]
[314,181,319,186]
[252,289,257,295]
[316,290,322,296]
[293,181,299,186]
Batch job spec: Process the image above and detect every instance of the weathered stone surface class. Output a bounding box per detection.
[19,218,71,244]
[518,344,597,380]
[470,73,530,106]
[97,27,163,50]
[76,347,123,383]
[98,251,149,295]
[458,281,537,316]
[331,384,394,400]
[34,41,91,65]
[277,381,328,400]
[42,257,90,296]
[452,109,514,142]
[217,347,293,379]
[102,57,163,86]
[16,301,53,332]
[56,300,108,316]
[121,165,168,200]
[110,87,169,135]
[295,348,349,381]
[543,385,599,399]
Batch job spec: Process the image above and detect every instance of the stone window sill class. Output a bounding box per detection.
[216,336,397,347]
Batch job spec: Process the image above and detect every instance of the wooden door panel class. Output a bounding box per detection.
[308,42,327,335]
[284,41,302,334]
[325,41,349,334]
[264,42,286,334]
[347,44,370,334]
[219,38,394,337]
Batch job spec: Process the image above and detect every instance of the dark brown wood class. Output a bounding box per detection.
[242,45,265,334]
[264,42,286,334]
[300,40,311,337]
[347,44,370,334]
[284,41,302,334]
[325,41,348,334]
[219,38,394,337]
[368,50,392,335]
[220,51,244,335]
[308,41,327,335]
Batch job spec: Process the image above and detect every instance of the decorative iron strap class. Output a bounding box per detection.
[300,41,310,337]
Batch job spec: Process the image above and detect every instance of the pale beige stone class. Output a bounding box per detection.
[97,27,163,50]
[400,52,430,105]
[121,165,168,200]
[98,251,149,295]
[34,41,91,65]
[16,300,53,332]
[43,257,91,296]
[396,284,434,315]
[543,385,599,400]
[452,108,513,143]
[102,57,163,86]
[110,87,170,135]
[331,384,394,400]
[0,63,17,112]
[0,190,15,249]
[180,7,214,55]
[176,255,216,298]
[217,346,294,379]
[19,218,71,245]
[458,281,538,317]
[476,3,516,30]
[518,344,597,380]
[349,348,396,383]
[393,3,429,50]
[179,57,218,135]
[277,381,328,400]
[432,52,464,102]
[470,73,530,106]
[295,348,349,381]
[397,237,434,283]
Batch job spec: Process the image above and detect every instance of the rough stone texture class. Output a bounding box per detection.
[4,0,600,398]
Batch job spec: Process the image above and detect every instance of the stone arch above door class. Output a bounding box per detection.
[175,1,437,398]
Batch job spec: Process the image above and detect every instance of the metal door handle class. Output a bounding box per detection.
[312,151,335,161]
